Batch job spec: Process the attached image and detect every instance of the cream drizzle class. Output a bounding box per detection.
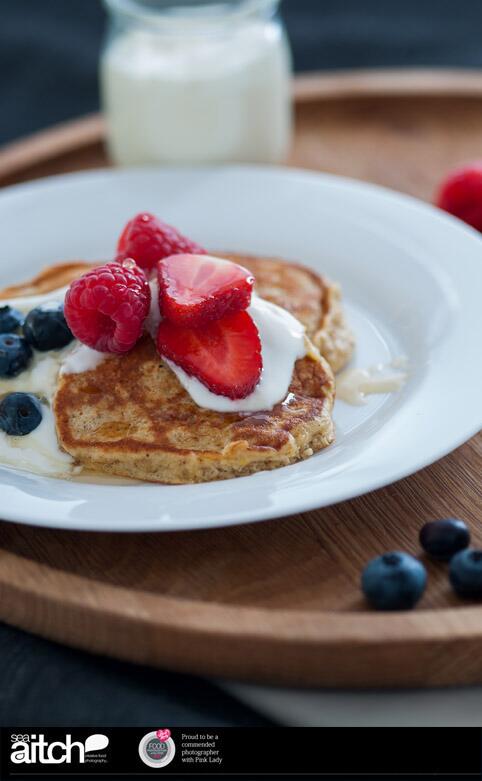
[336,358,408,405]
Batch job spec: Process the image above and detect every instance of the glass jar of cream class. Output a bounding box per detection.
[101,0,293,166]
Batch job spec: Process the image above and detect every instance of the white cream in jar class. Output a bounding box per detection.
[101,0,293,165]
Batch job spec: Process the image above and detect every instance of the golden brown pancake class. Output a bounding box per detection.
[54,335,335,483]
[0,254,353,484]
[0,262,95,299]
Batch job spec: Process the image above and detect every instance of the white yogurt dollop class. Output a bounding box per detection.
[0,405,77,477]
[166,294,307,413]
[0,350,67,402]
[1,285,70,314]
[61,344,106,375]
[0,285,81,476]
[0,284,85,398]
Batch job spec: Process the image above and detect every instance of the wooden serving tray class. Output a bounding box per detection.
[0,69,481,688]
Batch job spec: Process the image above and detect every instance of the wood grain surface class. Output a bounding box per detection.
[0,70,480,688]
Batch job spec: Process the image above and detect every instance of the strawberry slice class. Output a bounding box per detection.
[157,310,262,400]
[158,254,254,326]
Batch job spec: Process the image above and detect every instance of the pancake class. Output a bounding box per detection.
[0,253,351,484]
[54,334,335,483]
[0,261,95,299]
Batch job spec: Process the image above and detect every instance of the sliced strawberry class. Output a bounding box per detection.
[157,310,262,400]
[116,212,206,273]
[158,254,254,326]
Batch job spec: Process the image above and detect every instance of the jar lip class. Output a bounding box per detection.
[103,0,280,30]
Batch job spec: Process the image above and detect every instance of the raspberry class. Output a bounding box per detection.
[64,262,151,353]
[436,162,482,231]
[117,212,206,273]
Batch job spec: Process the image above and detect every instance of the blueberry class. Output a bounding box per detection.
[0,393,42,436]
[449,549,482,597]
[361,551,427,610]
[23,303,73,351]
[0,333,32,377]
[0,305,24,334]
[420,518,470,561]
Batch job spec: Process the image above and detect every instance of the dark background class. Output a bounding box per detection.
[1,0,482,726]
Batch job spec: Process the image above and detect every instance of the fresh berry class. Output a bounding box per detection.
[436,163,482,231]
[420,518,470,561]
[0,392,42,436]
[64,261,151,354]
[0,334,32,377]
[158,254,254,326]
[0,305,24,334]
[361,551,427,610]
[117,212,206,273]
[157,310,262,400]
[24,303,74,351]
[449,549,482,597]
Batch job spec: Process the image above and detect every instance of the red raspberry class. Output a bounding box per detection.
[436,162,482,231]
[116,212,206,273]
[64,261,151,354]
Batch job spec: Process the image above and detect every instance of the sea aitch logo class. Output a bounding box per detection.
[10,733,109,765]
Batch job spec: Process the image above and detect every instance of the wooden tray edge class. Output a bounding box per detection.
[2,549,482,688]
[293,67,482,101]
[3,69,482,183]
[0,114,105,183]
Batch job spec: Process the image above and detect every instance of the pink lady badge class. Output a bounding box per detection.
[139,729,175,768]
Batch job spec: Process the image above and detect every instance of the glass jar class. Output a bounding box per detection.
[100,0,293,166]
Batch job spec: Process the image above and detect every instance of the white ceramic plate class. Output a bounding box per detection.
[0,166,480,532]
